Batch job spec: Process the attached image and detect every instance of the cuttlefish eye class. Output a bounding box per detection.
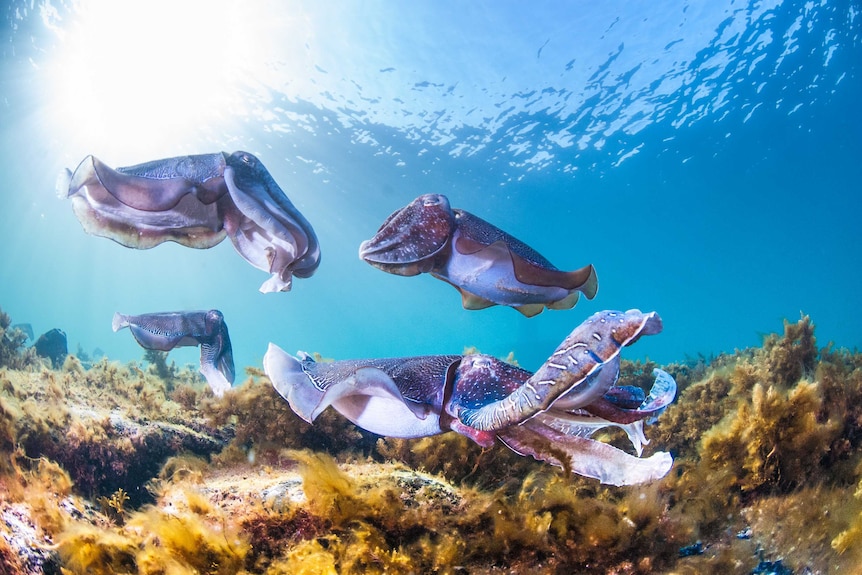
[205,309,224,328]
[422,194,443,207]
[470,356,493,370]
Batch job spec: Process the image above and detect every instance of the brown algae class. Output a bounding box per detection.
[2,307,862,573]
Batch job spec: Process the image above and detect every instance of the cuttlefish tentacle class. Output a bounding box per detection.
[112,310,234,397]
[583,368,677,424]
[222,152,320,292]
[534,367,677,457]
[497,419,673,486]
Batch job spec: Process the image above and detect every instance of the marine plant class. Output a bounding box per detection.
[0,306,38,370]
[98,488,130,525]
[4,304,862,573]
[202,370,371,465]
[143,349,179,391]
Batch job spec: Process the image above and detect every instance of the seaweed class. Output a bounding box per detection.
[701,379,837,495]
[143,349,180,392]
[5,308,862,573]
[97,488,130,525]
[756,314,818,388]
[57,503,249,575]
[0,307,38,370]
[202,371,368,466]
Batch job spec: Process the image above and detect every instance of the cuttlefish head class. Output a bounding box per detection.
[359,193,456,276]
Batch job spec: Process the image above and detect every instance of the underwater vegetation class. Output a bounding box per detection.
[3,305,862,573]
[0,309,40,370]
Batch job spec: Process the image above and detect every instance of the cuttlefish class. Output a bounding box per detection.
[59,151,320,293]
[264,309,675,486]
[359,193,597,316]
[113,310,234,397]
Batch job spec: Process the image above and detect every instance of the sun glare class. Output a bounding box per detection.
[44,0,280,159]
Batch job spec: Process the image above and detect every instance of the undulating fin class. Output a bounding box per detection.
[459,290,496,311]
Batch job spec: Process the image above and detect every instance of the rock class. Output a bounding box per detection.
[33,329,67,368]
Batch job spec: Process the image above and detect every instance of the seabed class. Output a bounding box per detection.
[2,306,861,574]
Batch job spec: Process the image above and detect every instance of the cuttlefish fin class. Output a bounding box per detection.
[318,366,431,422]
[512,255,597,296]
[454,281,546,315]
[459,290,497,311]
[455,235,598,296]
[264,344,430,426]
[545,290,580,311]
[515,303,546,317]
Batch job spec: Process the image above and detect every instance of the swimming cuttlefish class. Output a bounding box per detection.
[61,151,320,293]
[265,309,676,486]
[359,193,598,317]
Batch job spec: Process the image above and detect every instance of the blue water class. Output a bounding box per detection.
[1,0,859,376]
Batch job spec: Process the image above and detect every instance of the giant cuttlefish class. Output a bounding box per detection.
[264,309,676,486]
[113,310,234,397]
[59,152,320,293]
[359,193,597,316]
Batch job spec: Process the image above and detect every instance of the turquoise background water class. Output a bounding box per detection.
[1,1,859,376]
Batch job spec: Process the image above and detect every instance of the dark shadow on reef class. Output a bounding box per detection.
[2,304,862,574]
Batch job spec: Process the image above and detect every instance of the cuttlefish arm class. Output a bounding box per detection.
[453,309,663,431]
[112,309,234,397]
[535,368,677,457]
[222,152,321,293]
[497,419,673,486]
[448,355,674,485]
[582,368,677,424]
[264,344,461,438]
[60,151,320,292]
[358,193,455,276]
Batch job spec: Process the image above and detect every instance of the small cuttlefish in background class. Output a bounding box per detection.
[112,310,235,397]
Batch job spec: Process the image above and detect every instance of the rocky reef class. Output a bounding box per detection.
[1,305,861,574]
